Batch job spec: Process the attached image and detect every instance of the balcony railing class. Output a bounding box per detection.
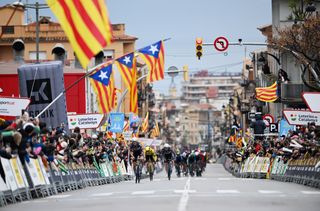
[280,82,309,103]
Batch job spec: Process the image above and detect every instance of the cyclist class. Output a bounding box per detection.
[181,150,189,176]
[188,150,197,176]
[144,146,157,181]
[161,143,175,180]
[129,138,143,183]
[175,149,183,177]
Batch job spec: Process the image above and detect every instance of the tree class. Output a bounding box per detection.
[271,11,320,90]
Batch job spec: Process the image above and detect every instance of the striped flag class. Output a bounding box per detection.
[123,121,129,132]
[138,41,165,83]
[47,0,113,68]
[150,121,160,138]
[255,82,278,102]
[115,53,138,114]
[141,112,149,133]
[89,64,116,113]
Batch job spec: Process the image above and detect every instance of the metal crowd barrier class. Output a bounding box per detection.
[223,155,320,189]
[0,157,135,207]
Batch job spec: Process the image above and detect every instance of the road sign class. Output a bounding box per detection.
[269,123,278,133]
[283,109,320,126]
[214,36,229,52]
[302,92,320,113]
[262,114,274,127]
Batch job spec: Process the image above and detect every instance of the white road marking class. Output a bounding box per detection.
[91,192,113,197]
[153,179,161,182]
[218,178,232,181]
[47,194,71,199]
[216,190,240,194]
[174,190,197,194]
[131,190,155,195]
[258,190,282,194]
[172,178,185,181]
[301,191,320,195]
[195,178,207,181]
[178,177,191,211]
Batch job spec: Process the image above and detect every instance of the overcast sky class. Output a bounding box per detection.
[2,0,272,94]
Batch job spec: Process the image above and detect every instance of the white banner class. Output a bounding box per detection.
[68,113,104,130]
[1,158,18,191]
[283,109,320,126]
[0,97,30,117]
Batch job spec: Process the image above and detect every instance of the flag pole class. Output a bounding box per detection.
[35,62,105,118]
[36,38,172,118]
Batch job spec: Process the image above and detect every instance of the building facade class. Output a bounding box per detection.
[0,4,143,115]
[181,70,242,109]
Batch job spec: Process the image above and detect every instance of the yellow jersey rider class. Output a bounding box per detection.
[144,146,157,163]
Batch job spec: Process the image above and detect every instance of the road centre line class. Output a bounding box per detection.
[178,177,191,211]
[47,194,71,199]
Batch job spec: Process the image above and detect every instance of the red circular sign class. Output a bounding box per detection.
[262,114,274,127]
[214,36,229,52]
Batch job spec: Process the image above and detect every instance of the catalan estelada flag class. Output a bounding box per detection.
[89,64,116,113]
[255,82,278,102]
[138,41,165,83]
[47,0,113,68]
[150,121,160,138]
[115,53,138,114]
[141,112,149,133]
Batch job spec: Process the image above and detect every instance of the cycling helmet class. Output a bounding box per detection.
[164,143,170,148]
[92,134,98,139]
[176,149,180,154]
[145,146,151,151]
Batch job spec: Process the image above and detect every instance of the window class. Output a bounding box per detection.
[2,26,14,34]
[103,50,114,61]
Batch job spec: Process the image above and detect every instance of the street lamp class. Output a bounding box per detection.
[12,1,49,63]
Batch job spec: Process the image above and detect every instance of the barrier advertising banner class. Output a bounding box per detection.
[68,113,104,130]
[283,109,320,126]
[0,97,30,117]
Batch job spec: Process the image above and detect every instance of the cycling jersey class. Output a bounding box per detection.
[144,148,157,162]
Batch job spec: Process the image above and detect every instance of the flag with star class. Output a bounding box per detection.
[89,63,117,113]
[138,41,165,83]
[115,53,138,114]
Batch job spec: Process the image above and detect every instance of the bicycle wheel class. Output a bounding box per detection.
[137,164,141,183]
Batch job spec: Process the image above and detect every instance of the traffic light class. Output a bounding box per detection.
[196,38,203,60]
[183,65,189,81]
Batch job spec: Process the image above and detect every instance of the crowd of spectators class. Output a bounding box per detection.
[0,112,131,182]
[227,122,320,164]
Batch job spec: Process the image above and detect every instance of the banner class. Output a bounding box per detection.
[109,112,124,133]
[0,97,30,117]
[0,158,17,191]
[68,113,104,130]
[18,61,68,129]
[10,158,25,189]
[283,109,320,126]
[279,118,296,137]
[0,174,8,191]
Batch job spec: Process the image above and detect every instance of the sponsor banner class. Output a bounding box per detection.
[283,109,320,126]
[18,61,68,129]
[109,112,124,133]
[0,97,30,117]
[68,113,104,130]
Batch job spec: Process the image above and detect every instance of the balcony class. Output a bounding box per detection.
[280,82,309,103]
